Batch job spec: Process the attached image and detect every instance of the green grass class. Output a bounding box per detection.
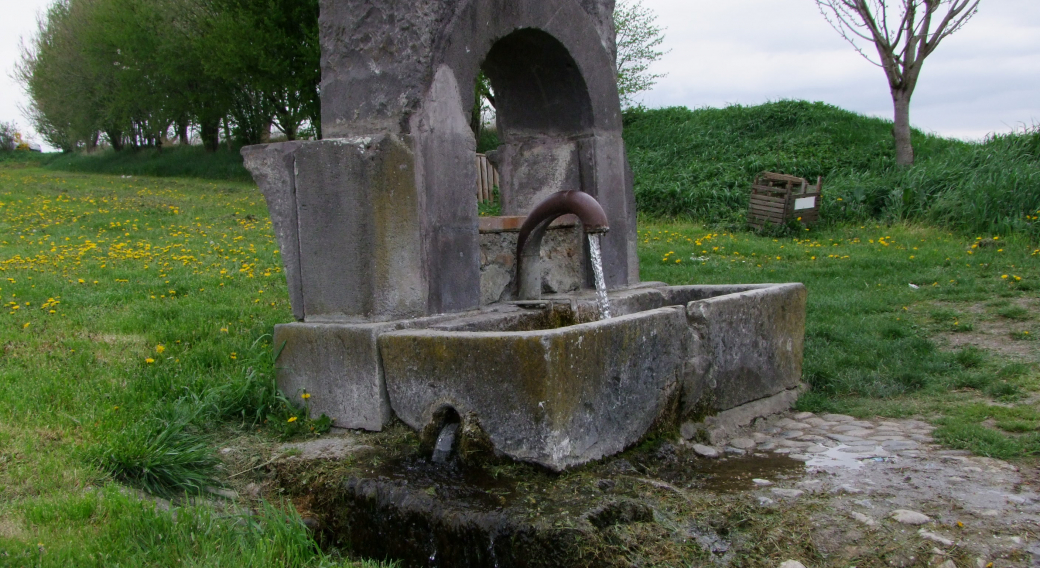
[0,166,378,566]
[624,101,1040,238]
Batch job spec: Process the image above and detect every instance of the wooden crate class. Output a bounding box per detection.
[748,172,822,230]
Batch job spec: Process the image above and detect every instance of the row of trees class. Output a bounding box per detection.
[19,0,666,154]
[17,0,321,153]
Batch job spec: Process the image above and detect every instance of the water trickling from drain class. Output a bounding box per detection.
[588,234,611,319]
[431,423,459,464]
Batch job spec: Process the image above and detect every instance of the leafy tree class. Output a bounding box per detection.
[614,0,667,108]
[817,0,981,166]
[15,0,101,152]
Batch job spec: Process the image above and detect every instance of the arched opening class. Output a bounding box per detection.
[469,28,599,304]
[473,28,596,217]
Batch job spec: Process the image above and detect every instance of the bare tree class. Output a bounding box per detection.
[817,0,980,166]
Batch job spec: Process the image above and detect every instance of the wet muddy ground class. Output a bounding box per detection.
[227,410,1040,567]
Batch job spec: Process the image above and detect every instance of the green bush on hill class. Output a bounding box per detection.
[624,100,1040,238]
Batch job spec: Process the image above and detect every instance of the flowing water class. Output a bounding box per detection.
[588,234,611,319]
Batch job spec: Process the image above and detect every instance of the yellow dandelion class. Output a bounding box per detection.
[301,393,311,400]
[156,345,166,354]
[22,322,30,329]
[287,416,297,423]
[145,358,155,364]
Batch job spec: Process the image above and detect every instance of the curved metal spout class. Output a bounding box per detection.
[516,190,609,301]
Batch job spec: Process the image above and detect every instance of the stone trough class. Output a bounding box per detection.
[275,283,805,471]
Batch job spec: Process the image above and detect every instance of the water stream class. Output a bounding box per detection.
[588,234,611,319]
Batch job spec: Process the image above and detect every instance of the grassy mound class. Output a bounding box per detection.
[624,100,1040,237]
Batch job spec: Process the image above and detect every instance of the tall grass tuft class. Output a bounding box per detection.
[94,407,221,498]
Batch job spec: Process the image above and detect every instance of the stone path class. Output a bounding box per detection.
[684,411,1040,567]
[718,411,936,462]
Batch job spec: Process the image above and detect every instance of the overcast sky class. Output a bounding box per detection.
[2,0,1038,148]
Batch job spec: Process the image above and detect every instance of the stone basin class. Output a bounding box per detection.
[274,282,806,471]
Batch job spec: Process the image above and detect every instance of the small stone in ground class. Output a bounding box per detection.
[792,412,814,420]
[891,509,931,525]
[778,561,807,568]
[850,511,876,526]
[693,444,720,458]
[771,488,804,499]
[918,529,954,546]
[752,478,773,486]
[729,437,757,449]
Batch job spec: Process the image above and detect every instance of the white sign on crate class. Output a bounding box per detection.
[794,196,817,211]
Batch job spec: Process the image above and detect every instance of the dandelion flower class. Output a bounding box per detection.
[301,393,311,400]
[145,358,155,364]
[287,416,297,423]
[156,345,166,354]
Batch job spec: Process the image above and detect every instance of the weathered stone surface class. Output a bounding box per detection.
[241,141,307,321]
[380,306,689,471]
[293,136,432,321]
[891,509,931,525]
[274,318,447,431]
[479,222,585,305]
[685,284,807,410]
[693,444,720,459]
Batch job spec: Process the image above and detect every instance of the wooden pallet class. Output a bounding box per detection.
[748,172,822,230]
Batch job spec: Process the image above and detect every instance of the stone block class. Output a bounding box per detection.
[274,323,393,431]
[292,135,427,321]
[241,141,307,321]
[685,284,807,410]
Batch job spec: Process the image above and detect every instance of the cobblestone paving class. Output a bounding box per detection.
[684,411,1040,567]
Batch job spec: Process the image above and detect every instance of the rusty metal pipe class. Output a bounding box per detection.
[516,191,610,301]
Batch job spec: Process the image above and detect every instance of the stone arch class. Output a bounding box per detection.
[416,0,638,289]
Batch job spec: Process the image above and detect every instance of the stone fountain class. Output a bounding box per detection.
[242,0,807,472]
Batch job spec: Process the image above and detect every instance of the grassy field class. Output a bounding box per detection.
[0,165,384,566]
[0,163,1037,563]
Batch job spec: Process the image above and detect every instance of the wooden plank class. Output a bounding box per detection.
[752,203,782,214]
[749,192,787,204]
[750,202,787,214]
[749,215,785,224]
[749,197,787,208]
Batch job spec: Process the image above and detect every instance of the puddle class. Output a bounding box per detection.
[654,455,807,493]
